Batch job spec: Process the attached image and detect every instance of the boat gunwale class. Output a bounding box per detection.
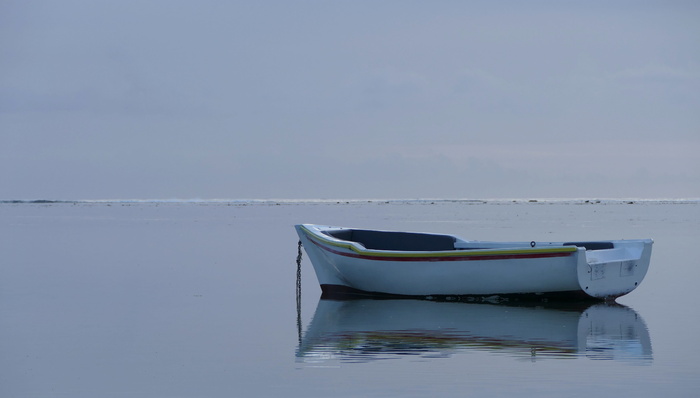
[298,224,579,259]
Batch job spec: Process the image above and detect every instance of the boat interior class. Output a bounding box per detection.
[323,228,614,252]
[324,229,457,251]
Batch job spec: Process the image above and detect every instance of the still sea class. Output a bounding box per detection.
[1,199,698,397]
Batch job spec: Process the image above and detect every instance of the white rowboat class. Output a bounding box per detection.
[295,224,653,300]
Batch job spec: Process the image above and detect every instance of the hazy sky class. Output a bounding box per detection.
[2,1,698,199]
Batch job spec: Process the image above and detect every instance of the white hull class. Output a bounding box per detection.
[295,224,653,300]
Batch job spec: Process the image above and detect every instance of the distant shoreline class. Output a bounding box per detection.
[2,198,699,205]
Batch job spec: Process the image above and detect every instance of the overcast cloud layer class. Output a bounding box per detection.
[2,1,698,199]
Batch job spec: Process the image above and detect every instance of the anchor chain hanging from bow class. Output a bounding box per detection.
[296,240,303,344]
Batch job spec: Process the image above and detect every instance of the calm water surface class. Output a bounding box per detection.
[1,201,698,397]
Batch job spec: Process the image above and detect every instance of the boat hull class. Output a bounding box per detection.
[295,224,652,300]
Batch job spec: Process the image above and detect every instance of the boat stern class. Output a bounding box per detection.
[576,239,653,299]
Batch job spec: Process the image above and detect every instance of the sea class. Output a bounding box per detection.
[1,199,698,397]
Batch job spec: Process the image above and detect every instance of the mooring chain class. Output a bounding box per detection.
[296,240,303,296]
[296,240,303,344]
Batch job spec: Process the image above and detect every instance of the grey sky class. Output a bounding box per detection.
[2,1,698,199]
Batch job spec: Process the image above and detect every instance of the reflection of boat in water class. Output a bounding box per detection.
[296,299,652,363]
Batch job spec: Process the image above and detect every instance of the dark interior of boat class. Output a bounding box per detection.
[563,242,614,250]
[323,229,616,252]
[324,229,457,251]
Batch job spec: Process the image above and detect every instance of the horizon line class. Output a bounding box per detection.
[2,197,699,205]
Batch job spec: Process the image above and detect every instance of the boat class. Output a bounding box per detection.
[295,224,653,300]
